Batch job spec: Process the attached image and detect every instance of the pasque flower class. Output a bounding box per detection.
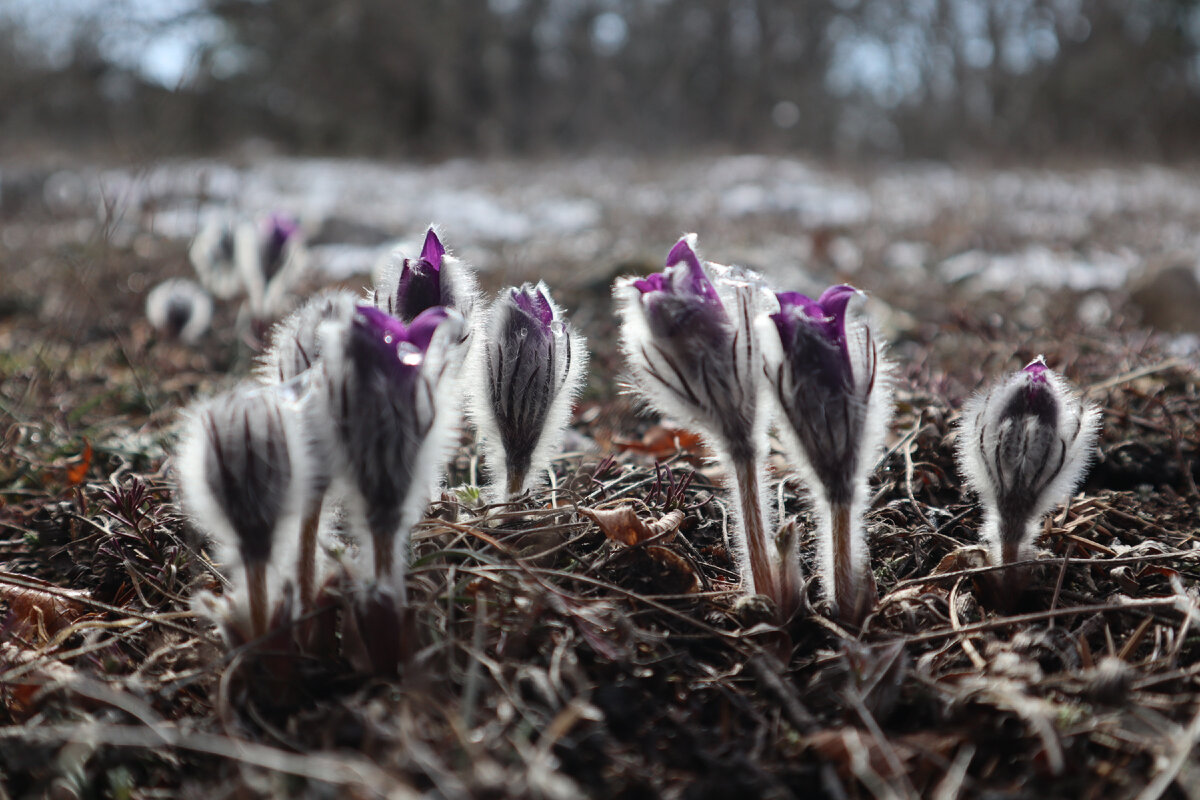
[371,227,478,348]
[319,304,465,587]
[956,356,1100,593]
[237,212,308,320]
[759,285,893,626]
[145,278,213,344]
[615,235,789,615]
[176,385,308,639]
[469,282,586,499]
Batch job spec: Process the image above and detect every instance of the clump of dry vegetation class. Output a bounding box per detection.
[2,187,1199,800]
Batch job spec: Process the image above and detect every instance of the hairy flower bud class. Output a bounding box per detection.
[320,304,465,586]
[189,217,243,300]
[176,385,307,637]
[760,284,893,626]
[957,357,1101,573]
[470,282,587,499]
[616,235,786,614]
[370,227,478,345]
[259,289,360,384]
[236,213,307,319]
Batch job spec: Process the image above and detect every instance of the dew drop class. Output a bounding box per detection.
[397,341,423,366]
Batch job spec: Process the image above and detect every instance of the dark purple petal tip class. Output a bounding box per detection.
[511,285,554,329]
[632,273,667,295]
[268,213,300,240]
[420,228,446,271]
[1023,356,1049,383]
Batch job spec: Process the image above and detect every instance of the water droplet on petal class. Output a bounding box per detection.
[383,333,394,345]
[396,341,423,366]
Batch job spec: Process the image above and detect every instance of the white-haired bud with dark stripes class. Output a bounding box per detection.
[189,217,243,300]
[469,282,586,499]
[176,384,307,640]
[320,304,465,589]
[957,357,1100,599]
[615,235,783,615]
[759,285,894,627]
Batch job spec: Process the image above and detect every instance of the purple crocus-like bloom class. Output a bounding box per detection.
[372,228,479,339]
[320,303,464,585]
[236,212,308,321]
[470,281,586,499]
[957,356,1100,579]
[176,385,308,638]
[261,213,301,283]
[616,235,786,614]
[760,284,893,626]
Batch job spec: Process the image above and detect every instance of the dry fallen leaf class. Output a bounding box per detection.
[579,506,685,547]
[612,425,708,458]
[0,572,92,643]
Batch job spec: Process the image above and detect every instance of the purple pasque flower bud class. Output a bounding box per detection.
[145,278,213,344]
[370,227,479,345]
[759,284,893,626]
[615,235,786,615]
[236,212,308,320]
[616,235,763,457]
[176,384,308,639]
[320,304,465,587]
[469,281,587,499]
[957,356,1100,573]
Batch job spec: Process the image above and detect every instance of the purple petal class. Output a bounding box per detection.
[1023,356,1049,383]
[632,273,667,294]
[395,258,443,322]
[405,306,451,351]
[420,228,446,271]
[665,237,719,303]
[511,285,554,329]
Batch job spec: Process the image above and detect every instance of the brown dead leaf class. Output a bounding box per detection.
[931,545,990,575]
[0,573,91,643]
[612,425,707,458]
[579,506,685,547]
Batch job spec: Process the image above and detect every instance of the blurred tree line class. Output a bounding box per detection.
[1,0,1199,159]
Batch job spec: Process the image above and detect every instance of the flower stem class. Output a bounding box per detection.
[732,456,777,607]
[830,502,868,626]
[373,532,395,580]
[298,497,324,611]
[246,559,269,639]
[506,471,525,499]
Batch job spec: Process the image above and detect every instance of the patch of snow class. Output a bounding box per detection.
[938,246,1138,292]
